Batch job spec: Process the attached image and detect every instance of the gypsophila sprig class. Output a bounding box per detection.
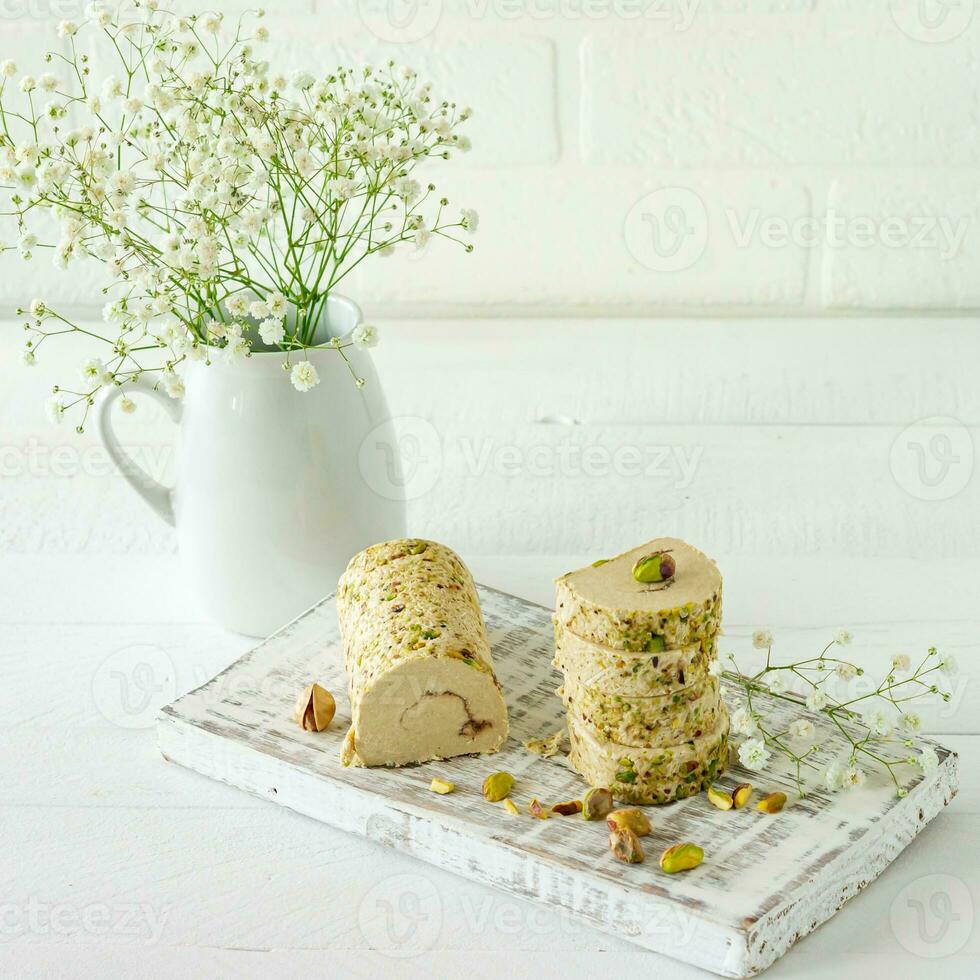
[722,637,953,797]
[1,3,477,430]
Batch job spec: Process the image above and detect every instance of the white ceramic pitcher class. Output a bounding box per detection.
[96,295,405,636]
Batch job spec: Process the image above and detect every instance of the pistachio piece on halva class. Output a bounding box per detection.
[732,783,753,809]
[294,682,336,732]
[582,787,614,821]
[551,799,583,816]
[707,785,734,810]
[632,550,676,585]
[757,791,787,814]
[607,808,652,837]
[609,826,645,864]
[429,777,455,795]
[482,771,515,802]
[660,842,704,874]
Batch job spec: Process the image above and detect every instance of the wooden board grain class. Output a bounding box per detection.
[157,586,959,977]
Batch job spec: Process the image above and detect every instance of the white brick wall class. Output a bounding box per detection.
[1,0,979,316]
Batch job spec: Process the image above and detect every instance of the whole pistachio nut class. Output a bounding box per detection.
[707,785,734,810]
[609,826,645,864]
[482,771,515,802]
[582,787,615,821]
[660,842,704,874]
[732,783,753,809]
[757,791,787,814]
[551,799,584,816]
[631,550,676,584]
[606,808,652,837]
[294,683,336,732]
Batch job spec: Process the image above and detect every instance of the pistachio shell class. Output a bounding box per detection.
[582,787,614,821]
[606,808,652,837]
[609,826,645,864]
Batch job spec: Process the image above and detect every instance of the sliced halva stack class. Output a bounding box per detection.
[553,538,728,804]
[337,539,509,767]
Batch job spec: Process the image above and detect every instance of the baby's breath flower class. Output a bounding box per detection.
[940,654,958,676]
[805,688,828,711]
[730,706,758,737]
[900,712,922,733]
[835,629,853,645]
[788,718,815,744]
[57,21,79,38]
[865,708,893,738]
[767,672,789,694]
[352,324,378,349]
[258,317,284,346]
[891,654,911,673]
[1,60,16,78]
[162,371,185,399]
[841,766,866,790]
[18,75,35,93]
[291,360,319,392]
[824,761,845,791]
[460,207,479,233]
[835,662,857,681]
[738,738,771,772]
[22,349,36,366]
[917,747,939,773]
[752,629,773,649]
[80,358,112,387]
[119,396,136,414]
[45,395,66,424]
[29,298,45,317]
[707,659,724,678]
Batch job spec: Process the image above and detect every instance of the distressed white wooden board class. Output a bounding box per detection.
[156,586,958,978]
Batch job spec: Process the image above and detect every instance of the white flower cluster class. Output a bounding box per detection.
[723,636,956,798]
[1,5,476,425]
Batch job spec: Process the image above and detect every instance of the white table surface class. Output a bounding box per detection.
[2,551,977,980]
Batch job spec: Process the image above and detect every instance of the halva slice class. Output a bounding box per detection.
[553,621,715,696]
[561,676,724,748]
[337,539,509,767]
[568,710,730,805]
[555,538,722,651]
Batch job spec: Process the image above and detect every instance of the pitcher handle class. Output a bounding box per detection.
[95,377,182,527]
